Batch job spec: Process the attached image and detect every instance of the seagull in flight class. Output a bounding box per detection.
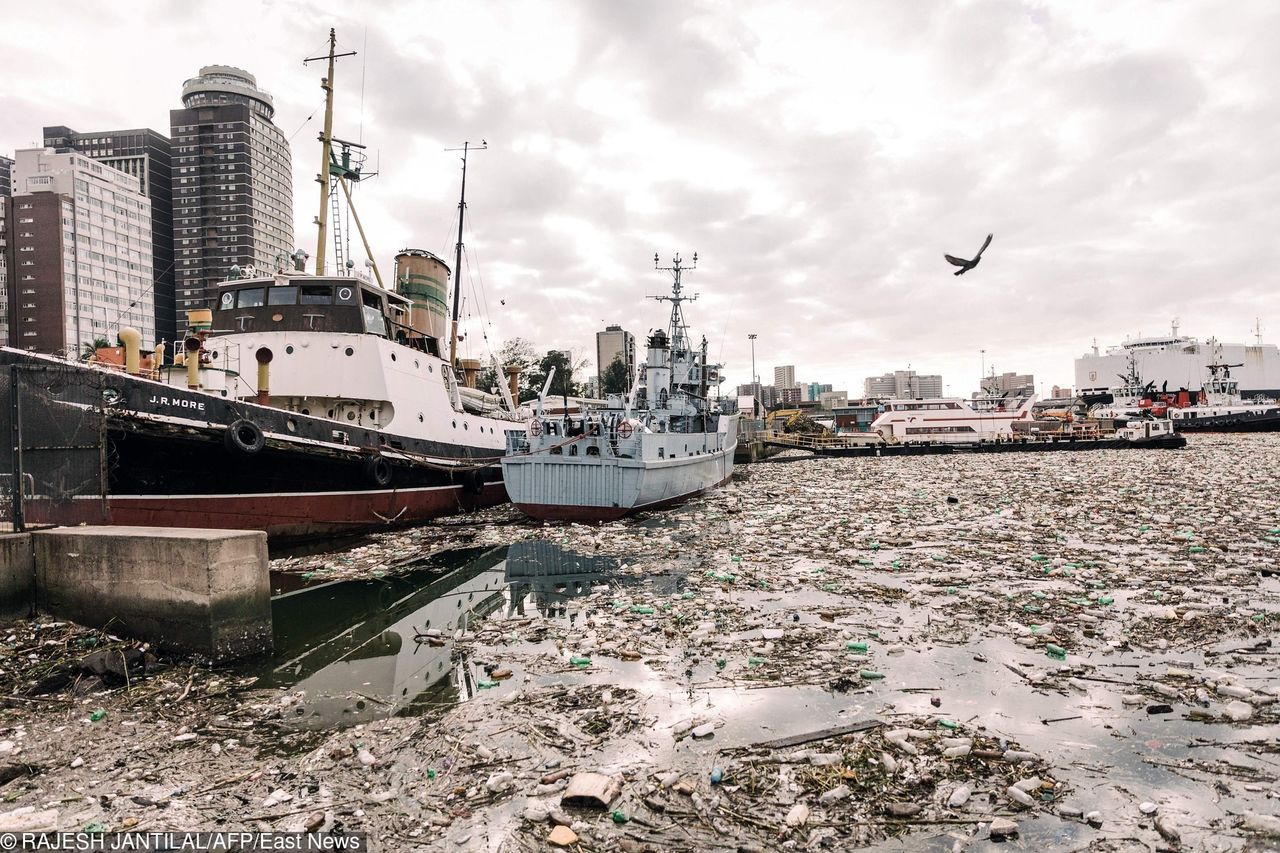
[944,233,993,276]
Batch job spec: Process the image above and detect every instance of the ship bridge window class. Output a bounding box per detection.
[362,292,388,337]
[236,288,265,308]
[267,286,298,305]
[299,285,332,305]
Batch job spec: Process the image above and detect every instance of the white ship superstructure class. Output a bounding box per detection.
[871,395,1036,443]
[1076,321,1280,399]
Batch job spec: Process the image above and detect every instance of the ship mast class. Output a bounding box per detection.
[445,140,486,367]
[305,30,356,275]
[651,252,698,351]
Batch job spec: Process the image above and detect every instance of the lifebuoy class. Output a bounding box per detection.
[365,454,393,487]
[529,419,542,437]
[224,419,265,455]
[618,421,634,439]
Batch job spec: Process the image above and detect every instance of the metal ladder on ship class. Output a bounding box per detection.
[330,181,346,272]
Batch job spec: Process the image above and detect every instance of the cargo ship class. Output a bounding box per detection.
[1075,320,1280,402]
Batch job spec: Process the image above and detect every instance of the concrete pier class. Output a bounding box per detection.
[32,527,271,663]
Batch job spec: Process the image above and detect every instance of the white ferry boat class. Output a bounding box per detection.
[501,254,738,521]
[870,395,1036,443]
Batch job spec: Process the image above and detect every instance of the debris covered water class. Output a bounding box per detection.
[1,434,1278,850]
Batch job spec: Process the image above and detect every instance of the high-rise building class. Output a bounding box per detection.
[774,364,796,390]
[5,149,154,354]
[42,126,175,345]
[864,370,943,399]
[803,381,832,402]
[596,324,636,393]
[169,66,293,314]
[735,381,777,409]
[978,371,1034,396]
[0,155,12,346]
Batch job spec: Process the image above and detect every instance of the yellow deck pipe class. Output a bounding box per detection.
[255,347,273,405]
[184,337,201,389]
[118,327,142,376]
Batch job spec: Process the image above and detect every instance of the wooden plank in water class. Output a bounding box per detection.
[748,718,882,750]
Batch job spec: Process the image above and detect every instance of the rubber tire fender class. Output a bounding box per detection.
[224,419,265,455]
[463,468,486,495]
[365,453,393,487]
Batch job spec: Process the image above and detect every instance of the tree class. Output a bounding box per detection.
[477,338,540,401]
[528,350,589,399]
[80,337,112,361]
[601,355,630,395]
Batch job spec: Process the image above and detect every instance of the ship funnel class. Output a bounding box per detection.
[505,363,522,403]
[459,358,481,389]
[393,249,450,344]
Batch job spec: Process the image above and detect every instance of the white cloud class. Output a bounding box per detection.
[3,0,1278,395]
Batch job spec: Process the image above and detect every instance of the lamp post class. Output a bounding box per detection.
[747,333,758,395]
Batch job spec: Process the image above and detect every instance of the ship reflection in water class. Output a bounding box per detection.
[262,541,619,729]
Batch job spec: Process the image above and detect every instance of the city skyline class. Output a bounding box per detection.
[2,2,1277,395]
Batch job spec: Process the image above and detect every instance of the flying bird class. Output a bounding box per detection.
[944,233,993,276]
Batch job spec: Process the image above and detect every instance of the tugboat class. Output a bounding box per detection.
[501,253,738,521]
[0,30,525,542]
[1166,362,1280,432]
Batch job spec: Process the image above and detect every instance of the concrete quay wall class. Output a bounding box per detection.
[0,533,34,620]
[28,526,271,663]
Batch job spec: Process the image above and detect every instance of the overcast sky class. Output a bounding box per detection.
[3,0,1278,396]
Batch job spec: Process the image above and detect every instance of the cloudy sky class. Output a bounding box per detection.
[3,0,1278,396]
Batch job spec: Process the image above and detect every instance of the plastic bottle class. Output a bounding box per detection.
[846,641,869,653]
[1007,785,1035,807]
[859,670,885,680]
[570,656,592,667]
[1045,644,1067,659]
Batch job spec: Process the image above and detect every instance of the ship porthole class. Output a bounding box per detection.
[301,408,310,416]
[463,422,468,430]
[414,360,420,369]
[390,353,397,362]
[344,347,354,357]
[286,345,294,354]
[286,418,297,433]
[452,420,457,428]
[418,413,424,422]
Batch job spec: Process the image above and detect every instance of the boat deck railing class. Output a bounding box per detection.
[759,430,884,451]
